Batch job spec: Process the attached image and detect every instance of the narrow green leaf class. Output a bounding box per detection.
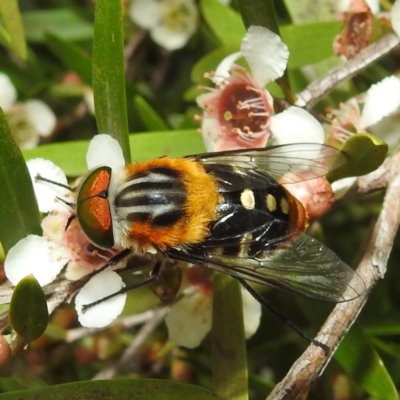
[212,273,248,400]
[0,379,222,400]
[23,130,205,177]
[45,33,92,85]
[133,96,169,131]
[9,275,48,344]
[93,0,130,162]
[22,9,93,43]
[0,0,27,59]
[0,109,41,253]
[200,0,245,46]
[335,324,397,400]
[235,0,280,35]
[327,133,388,182]
[364,323,400,336]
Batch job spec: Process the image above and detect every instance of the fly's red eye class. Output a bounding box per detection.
[77,166,114,249]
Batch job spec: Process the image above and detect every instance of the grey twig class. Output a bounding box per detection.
[93,306,169,380]
[296,33,400,109]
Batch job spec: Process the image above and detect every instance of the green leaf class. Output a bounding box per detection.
[133,96,169,131]
[0,379,222,399]
[22,9,93,43]
[0,0,27,59]
[93,0,130,162]
[45,33,92,85]
[281,22,341,69]
[283,0,335,23]
[335,324,397,400]
[9,275,48,344]
[0,109,41,253]
[212,273,248,400]
[23,131,205,177]
[200,0,245,46]
[327,133,388,182]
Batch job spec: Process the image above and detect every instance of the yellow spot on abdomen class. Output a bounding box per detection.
[241,189,255,210]
[280,197,290,214]
[266,194,277,212]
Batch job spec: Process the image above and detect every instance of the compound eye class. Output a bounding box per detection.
[77,166,114,249]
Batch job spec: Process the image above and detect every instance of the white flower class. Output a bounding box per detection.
[328,76,400,198]
[4,135,127,327]
[335,0,379,15]
[330,76,400,148]
[0,73,17,111]
[165,267,261,348]
[129,0,198,51]
[24,100,56,138]
[392,0,400,37]
[197,26,324,152]
[165,290,213,348]
[75,270,126,328]
[360,76,400,136]
[0,72,56,149]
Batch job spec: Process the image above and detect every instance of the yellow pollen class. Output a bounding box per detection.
[224,111,233,121]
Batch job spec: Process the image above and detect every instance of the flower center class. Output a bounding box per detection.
[162,1,192,31]
[218,82,272,142]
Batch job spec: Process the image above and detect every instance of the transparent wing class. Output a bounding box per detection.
[165,219,365,303]
[191,143,347,183]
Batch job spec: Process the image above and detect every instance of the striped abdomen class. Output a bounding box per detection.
[196,164,307,257]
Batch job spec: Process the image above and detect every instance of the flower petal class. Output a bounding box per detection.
[149,0,198,51]
[336,0,379,14]
[369,113,400,148]
[24,100,56,137]
[241,26,289,87]
[198,112,224,152]
[331,176,357,199]
[392,0,400,37]
[165,292,212,348]
[0,72,17,111]
[129,0,161,29]
[367,0,380,14]
[213,52,241,85]
[5,235,68,286]
[83,87,95,115]
[241,288,261,339]
[270,106,324,145]
[151,25,193,51]
[27,158,70,212]
[75,270,126,328]
[360,76,400,129]
[86,134,126,170]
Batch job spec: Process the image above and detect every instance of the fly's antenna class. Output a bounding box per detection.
[35,174,76,208]
[35,174,75,191]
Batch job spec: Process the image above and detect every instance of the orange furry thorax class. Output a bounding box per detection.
[124,158,220,250]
